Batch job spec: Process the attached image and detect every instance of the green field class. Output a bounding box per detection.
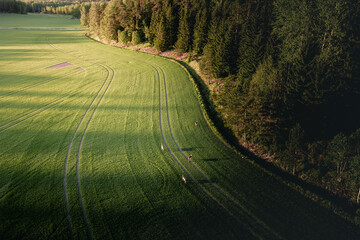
[0,13,359,240]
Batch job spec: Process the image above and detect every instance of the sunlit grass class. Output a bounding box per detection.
[0,13,81,28]
[0,13,359,240]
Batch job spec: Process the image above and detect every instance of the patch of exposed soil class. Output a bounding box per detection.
[48,62,72,69]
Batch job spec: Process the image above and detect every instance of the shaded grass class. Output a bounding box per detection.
[0,13,359,240]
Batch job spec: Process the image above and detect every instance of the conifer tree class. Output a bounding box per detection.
[131,30,142,45]
[154,14,168,51]
[192,7,208,54]
[101,0,121,41]
[350,156,360,204]
[175,4,191,52]
[164,1,178,47]
[149,7,161,45]
[89,2,102,35]
[118,30,130,44]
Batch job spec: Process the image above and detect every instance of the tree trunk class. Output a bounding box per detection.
[321,32,327,51]
[244,110,247,141]
[357,188,360,204]
[292,165,296,175]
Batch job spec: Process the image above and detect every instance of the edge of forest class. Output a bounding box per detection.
[84,33,360,226]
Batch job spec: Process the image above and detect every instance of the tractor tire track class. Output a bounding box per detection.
[151,63,261,239]
[167,65,286,239]
[122,73,173,239]
[75,64,114,240]
[63,64,111,240]
[47,37,118,240]
[154,63,283,240]
[47,35,114,240]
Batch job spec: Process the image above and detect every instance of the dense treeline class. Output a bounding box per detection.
[0,0,27,13]
[80,0,360,205]
[4,0,360,208]
[1,1,93,18]
[25,1,81,18]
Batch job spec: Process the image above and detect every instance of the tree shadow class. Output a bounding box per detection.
[198,178,218,184]
[181,147,193,151]
[176,58,359,222]
[202,158,219,162]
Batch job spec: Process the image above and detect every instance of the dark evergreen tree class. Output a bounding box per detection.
[326,133,350,182]
[202,2,228,78]
[283,123,304,175]
[148,4,161,45]
[175,3,191,52]
[350,155,360,204]
[80,3,91,27]
[131,30,142,45]
[118,30,130,44]
[89,2,102,35]
[101,0,122,41]
[192,6,208,54]
[164,0,178,47]
[154,14,168,51]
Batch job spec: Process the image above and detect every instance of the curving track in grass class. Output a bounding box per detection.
[1,13,360,240]
[76,64,114,240]
[47,47,114,240]
[149,62,281,239]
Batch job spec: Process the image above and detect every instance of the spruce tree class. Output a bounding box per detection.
[118,30,130,44]
[101,0,120,41]
[175,5,191,52]
[131,31,142,45]
[149,8,161,45]
[164,1,178,47]
[154,15,168,51]
[192,7,208,54]
[89,2,102,35]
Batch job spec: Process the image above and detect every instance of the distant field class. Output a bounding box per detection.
[0,13,359,240]
[0,13,81,28]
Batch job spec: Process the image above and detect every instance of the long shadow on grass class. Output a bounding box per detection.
[177,60,360,222]
[0,130,360,239]
[0,89,137,101]
[0,30,86,47]
[0,99,193,112]
[0,166,252,240]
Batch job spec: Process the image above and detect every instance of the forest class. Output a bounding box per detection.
[3,0,360,208]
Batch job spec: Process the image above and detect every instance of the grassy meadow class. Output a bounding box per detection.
[0,13,81,28]
[0,13,359,240]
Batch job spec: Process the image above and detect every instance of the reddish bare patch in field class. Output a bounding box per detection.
[48,62,72,69]
[75,67,84,71]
